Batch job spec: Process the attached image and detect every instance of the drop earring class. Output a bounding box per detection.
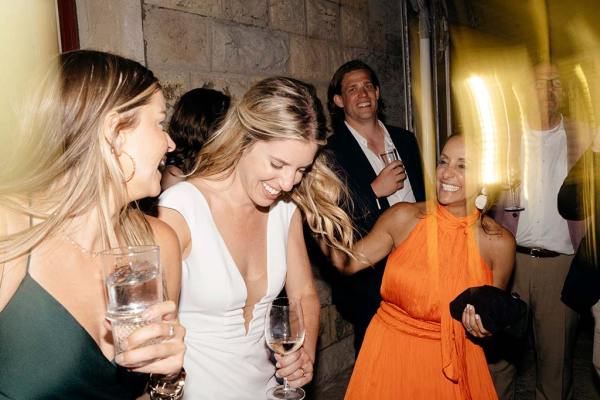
[475,187,488,211]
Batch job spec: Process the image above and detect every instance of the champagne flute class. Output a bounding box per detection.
[265,297,306,400]
[504,168,525,212]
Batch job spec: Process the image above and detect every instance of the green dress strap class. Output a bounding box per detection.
[0,243,148,398]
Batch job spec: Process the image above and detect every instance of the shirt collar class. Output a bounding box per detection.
[344,120,393,147]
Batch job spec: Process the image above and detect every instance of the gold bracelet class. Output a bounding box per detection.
[148,368,186,400]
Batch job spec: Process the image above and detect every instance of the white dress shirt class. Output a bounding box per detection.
[345,120,416,206]
[516,119,574,254]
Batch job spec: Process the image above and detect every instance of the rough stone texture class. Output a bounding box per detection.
[144,0,221,18]
[151,69,191,112]
[269,0,306,35]
[314,83,331,124]
[306,0,339,41]
[340,6,369,48]
[369,0,401,34]
[385,32,403,56]
[340,0,368,11]
[222,0,268,27]
[318,305,336,349]
[212,22,289,74]
[76,0,145,63]
[365,53,406,126]
[313,335,355,387]
[328,45,347,76]
[144,6,211,72]
[318,303,353,350]
[289,36,330,82]
[190,71,257,103]
[314,276,332,306]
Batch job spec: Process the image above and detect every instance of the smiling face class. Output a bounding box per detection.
[119,91,175,201]
[436,136,479,214]
[236,139,319,208]
[333,69,380,125]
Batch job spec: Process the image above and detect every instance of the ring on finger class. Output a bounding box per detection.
[298,367,305,377]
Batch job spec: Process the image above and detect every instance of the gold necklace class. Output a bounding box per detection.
[63,234,101,258]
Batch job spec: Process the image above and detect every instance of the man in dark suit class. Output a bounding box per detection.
[325,60,425,355]
[558,131,600,377]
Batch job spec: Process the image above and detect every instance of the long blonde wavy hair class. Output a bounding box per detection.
[0,50,161,263]
[190,76,355,255]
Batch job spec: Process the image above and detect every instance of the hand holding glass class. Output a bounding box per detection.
[265,297,306,400]
[100,245,162,357]
[380,148,399,165]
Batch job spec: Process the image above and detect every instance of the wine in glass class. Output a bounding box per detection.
[265,297,306,400]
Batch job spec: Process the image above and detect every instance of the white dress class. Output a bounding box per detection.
[159,182,296,400]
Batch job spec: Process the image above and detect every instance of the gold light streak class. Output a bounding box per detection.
[466,75,500,186]
[573,64,595,128]
[512,87,528,202]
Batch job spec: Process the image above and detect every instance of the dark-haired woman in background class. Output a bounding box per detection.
[161,88,230,190]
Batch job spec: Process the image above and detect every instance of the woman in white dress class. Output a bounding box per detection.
[158,77,355,399]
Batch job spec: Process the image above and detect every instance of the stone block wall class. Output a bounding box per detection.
[76,0,409,393]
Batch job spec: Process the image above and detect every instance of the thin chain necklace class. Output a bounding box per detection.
[63,234,101,258]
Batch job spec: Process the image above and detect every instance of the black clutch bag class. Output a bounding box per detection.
[449,285,529,339]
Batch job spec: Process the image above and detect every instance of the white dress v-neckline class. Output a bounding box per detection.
[187,182,272,336]
[159,181,297,399]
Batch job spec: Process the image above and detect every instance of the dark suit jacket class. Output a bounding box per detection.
[324,122,425,328]
[558,148,600,312]
[326,123,426,237]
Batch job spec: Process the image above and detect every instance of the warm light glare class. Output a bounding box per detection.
[466,76,500,185]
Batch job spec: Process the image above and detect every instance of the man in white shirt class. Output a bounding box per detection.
[492,63,586,400]
[325,60,425,355]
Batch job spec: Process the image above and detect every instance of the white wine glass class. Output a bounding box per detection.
[265,297,306,400]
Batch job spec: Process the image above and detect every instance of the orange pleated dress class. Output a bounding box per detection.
[345,204,499,400]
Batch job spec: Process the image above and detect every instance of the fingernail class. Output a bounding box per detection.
[115,354,124,364]
[475,314,480,320]
[275,372,281,378]
[276,362,281,368]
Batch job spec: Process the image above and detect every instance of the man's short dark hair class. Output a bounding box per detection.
[327,60,384,127]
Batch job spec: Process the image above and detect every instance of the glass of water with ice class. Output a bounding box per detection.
[100,245,162,357]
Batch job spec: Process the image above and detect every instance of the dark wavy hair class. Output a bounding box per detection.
[166,88,230,174]
[327,59,385,127]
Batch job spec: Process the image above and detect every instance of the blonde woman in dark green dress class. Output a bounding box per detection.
[0,50,185,399]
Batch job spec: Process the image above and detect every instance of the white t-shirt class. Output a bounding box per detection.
[516,119,574,254]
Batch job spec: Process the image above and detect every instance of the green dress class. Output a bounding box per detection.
[0,274,148,399]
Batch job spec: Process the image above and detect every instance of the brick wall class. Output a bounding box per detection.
[76,0,408,392]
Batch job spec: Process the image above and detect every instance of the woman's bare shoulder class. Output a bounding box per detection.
[380,201,426,244]
[146,215,179,248]
[386,201,425,223]
[479,215,516,252]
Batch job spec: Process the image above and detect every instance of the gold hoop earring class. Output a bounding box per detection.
[120,150,136,183]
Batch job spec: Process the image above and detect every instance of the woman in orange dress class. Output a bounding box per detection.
[328,135,515,399]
